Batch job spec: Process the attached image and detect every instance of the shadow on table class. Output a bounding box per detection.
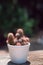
[7,61,30,65]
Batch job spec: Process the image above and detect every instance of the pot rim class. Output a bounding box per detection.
[7,42,30,47]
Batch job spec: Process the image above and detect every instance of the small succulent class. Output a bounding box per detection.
[6,28,30,46]
[6,33,15,45]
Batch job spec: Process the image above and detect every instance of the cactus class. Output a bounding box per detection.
[6,28,30,46]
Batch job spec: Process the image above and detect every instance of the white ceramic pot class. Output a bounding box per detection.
[7,43,30,64]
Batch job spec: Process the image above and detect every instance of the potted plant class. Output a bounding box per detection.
[6,28,30,64]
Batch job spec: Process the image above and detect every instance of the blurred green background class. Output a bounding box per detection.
[0,0,43,46]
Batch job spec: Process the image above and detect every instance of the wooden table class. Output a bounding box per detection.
[0,50,43,65]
